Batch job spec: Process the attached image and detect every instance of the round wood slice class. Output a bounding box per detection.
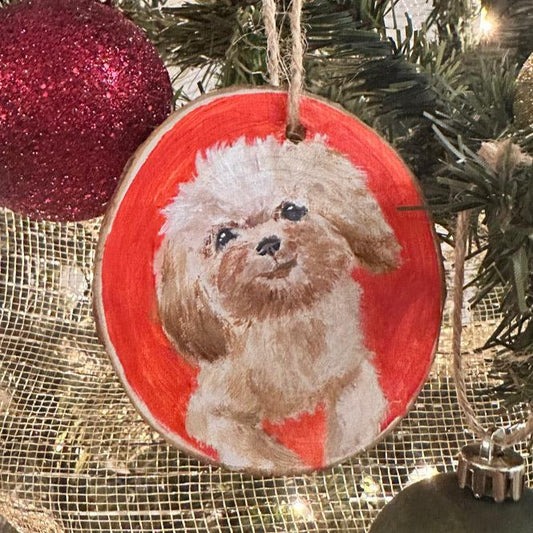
[94,88,444,475]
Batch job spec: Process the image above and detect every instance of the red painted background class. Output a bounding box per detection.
[100,91,443,470]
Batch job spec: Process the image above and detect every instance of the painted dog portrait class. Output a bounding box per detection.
[154,135,401,473]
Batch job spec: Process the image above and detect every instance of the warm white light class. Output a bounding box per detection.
[407,465,439,485]
[479,7,497,39]
[361,474,380,497]
[289,497,315,522]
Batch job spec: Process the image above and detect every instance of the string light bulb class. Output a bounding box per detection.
[288,497,315,522]
[479,7,498,40]
[407,464,439,486]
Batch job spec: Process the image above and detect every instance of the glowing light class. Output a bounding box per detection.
[479,7,497,39]
[361,474,380,497]
[289,497,315,522]
[407,465,439,485]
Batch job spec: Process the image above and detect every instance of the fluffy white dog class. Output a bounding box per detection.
[155,135,401,474]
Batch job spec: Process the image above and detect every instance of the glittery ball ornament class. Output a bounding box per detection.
[514,53,533,130]
[0,0,173,221]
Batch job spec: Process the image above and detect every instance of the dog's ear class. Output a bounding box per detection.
[293,152,401,274]
[156,239,231,364]
[317,180,401,274]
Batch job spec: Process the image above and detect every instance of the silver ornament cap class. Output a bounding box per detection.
[457,433,525,503]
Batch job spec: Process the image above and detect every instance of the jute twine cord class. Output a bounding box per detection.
[262,0,281,87]
[452,210,533,447]
[262,0,306,140]
[286,0,305,138]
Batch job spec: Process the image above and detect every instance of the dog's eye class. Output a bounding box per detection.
[216,228,237,250]
[281,202,308,222]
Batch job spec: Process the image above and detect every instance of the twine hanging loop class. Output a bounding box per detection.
[262,0,306,142]
[452,210,533,448]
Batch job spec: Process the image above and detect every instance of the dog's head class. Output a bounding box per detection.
[155,136,401,363]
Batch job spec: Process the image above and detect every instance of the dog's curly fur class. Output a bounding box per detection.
[155,136,401,473]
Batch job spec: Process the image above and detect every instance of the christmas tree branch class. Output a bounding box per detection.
[425,46,533,365]
[118,0,435,124]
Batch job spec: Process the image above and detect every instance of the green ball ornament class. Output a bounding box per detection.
[370,472,533,533]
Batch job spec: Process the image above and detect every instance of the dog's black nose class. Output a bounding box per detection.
[256,236,281,256]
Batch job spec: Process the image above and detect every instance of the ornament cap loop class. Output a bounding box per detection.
[479,432,494,463]
[479,427,506,463]
[457,441,525,502]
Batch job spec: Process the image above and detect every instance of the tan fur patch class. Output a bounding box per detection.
[158,243,231,363]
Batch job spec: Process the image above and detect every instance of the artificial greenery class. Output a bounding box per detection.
[118,0,435,124]
[115,0,533,404]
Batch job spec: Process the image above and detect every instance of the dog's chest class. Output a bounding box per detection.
[241,301,365,419]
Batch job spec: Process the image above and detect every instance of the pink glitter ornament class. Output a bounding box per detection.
[0,0,173,221]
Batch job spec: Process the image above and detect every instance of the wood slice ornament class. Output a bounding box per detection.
[94,88,444,475]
